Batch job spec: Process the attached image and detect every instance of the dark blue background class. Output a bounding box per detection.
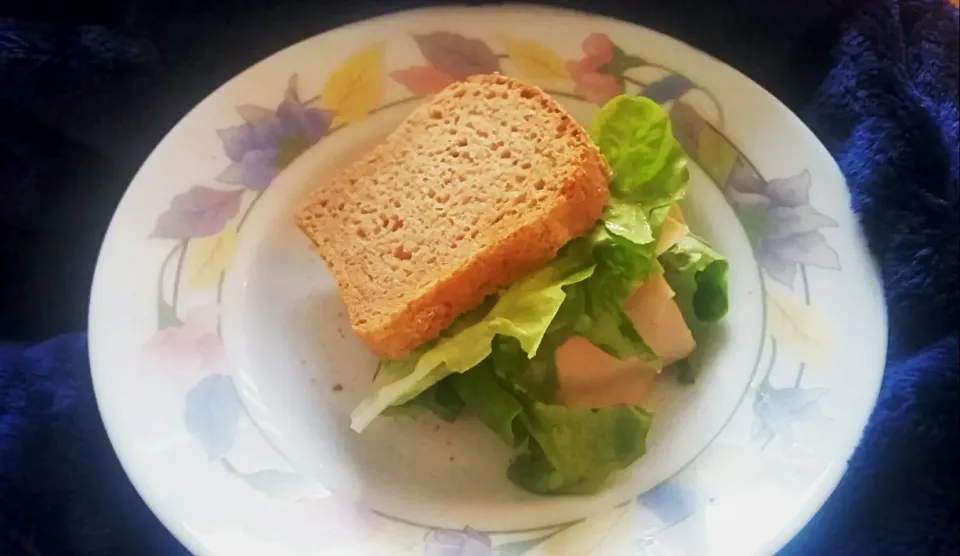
[1,1,957,554]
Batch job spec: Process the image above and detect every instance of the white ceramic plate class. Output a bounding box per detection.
[89,5,886,555]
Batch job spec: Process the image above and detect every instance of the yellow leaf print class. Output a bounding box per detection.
[186,228,238,289]
[501,35,570,81]
[767,290,834,368]
[319,43,385,127]
[697,124,738,186]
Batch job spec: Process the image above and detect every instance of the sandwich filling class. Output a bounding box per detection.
[349,94,728,495]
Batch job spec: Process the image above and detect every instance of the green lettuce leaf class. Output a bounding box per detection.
[490,337,559,403]
[661,234,729,324]
[590,95,689,213]
[602,199,654,246]
[660,233,729,382]
[450,362,527,447]
[350,253,595,431]
[584,96,691,318]
[584,227,657,313]
[382,378,464,423]
[564,231,659,366]
[508,402,653,494]
[574,308,658,362]
[452,357,655,495]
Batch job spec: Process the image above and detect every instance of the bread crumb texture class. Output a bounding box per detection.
[296,74,610,358]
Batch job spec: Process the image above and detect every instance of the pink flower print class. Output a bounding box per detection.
[141,305,227,376]
[582,32,615,62]
[566,33,623,105]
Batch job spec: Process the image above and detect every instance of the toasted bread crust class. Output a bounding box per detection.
[296,74,610,358]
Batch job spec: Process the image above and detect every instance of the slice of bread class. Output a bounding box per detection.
[295,74,610,359]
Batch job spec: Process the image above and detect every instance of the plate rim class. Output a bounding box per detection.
[88,4,888,555]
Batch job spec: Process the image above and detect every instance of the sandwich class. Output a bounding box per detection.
[295,74,728,495]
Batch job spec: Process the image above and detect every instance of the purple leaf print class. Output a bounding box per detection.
[639,481,700,527]
[152,186,243,239]
[764,231,841,278]
[753,381,829,447]
[423,526,492,556]
[216,119,279,163]
[766,205,839,240]
[726,169,840,287]
[216,74,332,191]
[765,171,815,207]
[413,32,500,79]
[184,374,242,460]
[757,243,800,286]
[758,228,840,282]
[235,104,275,124]
[725,156,766,195]
[216,149,279,191]
[642,75,694,105]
